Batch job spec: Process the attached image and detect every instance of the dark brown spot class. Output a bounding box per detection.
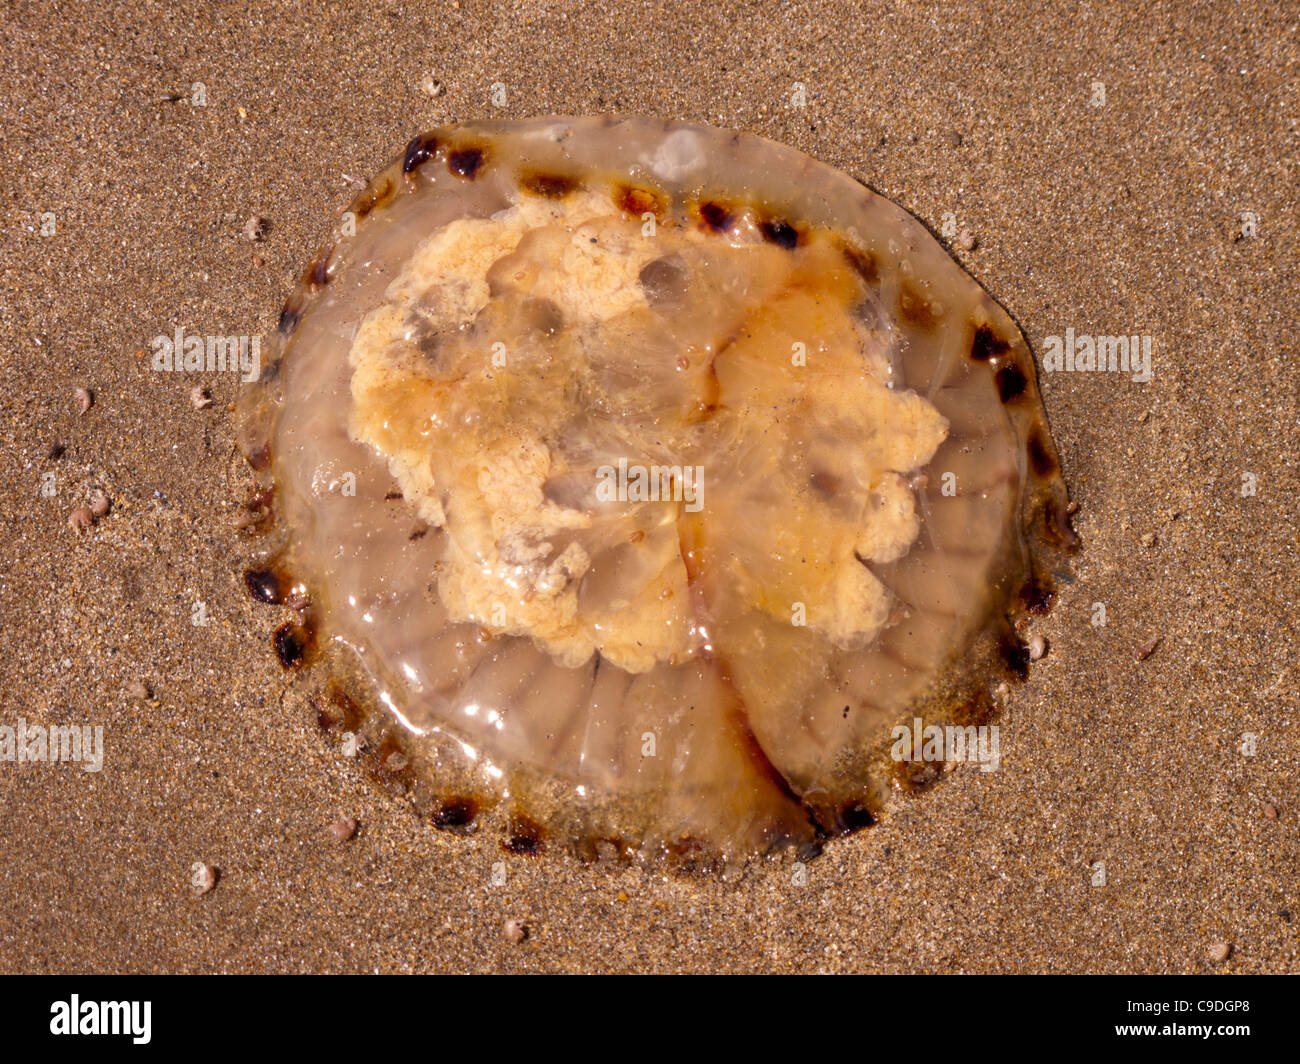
[273,622,310,669]
[995,363,1027,402]
[760,218,800,249]
[971,324,1010,361]
[244,568,283,604]
[835,803,877,834]
[402,132,439,174]
[1027,430,1057,477]
[433,797,478,833]
[520,171,578,198]
[616,183,665,216]
[448,147,484,179]
[278,305,300,336]
[698,200,733,233]
[998,634,1030,680]
[503,815,543,856]
[898,282,939,329]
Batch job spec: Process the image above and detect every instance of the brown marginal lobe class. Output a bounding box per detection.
[503,814,544,855]
[996,363,1028,402]
[760,217,801,249]
[1027,429,1058,477]
[305,245,334,292]
[615,182,667,217]
[402,132,439,175]
[352,174,395,219]
[432,797,479,834]
[519,170,579,198]
[697,199,734,233]
[244,567,284,604]
[970,323,1011,361]
[277,302,302,337]
[448,146,485,179]
[273,621,312,669]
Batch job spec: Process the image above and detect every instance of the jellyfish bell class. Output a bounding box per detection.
[238,116,1077,869]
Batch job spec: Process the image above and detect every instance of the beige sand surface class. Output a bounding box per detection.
[0,0,1295,973]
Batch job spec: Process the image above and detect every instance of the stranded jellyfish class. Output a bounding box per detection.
[238,117,1077,868]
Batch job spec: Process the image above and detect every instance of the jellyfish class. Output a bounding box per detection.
[238,117,1077,868]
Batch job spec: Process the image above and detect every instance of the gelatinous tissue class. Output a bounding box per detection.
[238,117,1078,868]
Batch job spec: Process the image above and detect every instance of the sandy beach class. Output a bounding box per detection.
[0,0,1295,973]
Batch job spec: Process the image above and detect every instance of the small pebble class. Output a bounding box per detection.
[420,75,445,97]
[67,506,93,533]
[328,815,358,842]
[1134,635,1161,661]
[89,489,111,518]
[1208,942,1231,964]
[1026,633,1047,660]
[192,863,217,895]
[946,130,963,147]
[251,253,265,268]
[191,385,213,410]
[232,507,265,529]
[243,215,269,241]
[503,918,528,944]
[956,229,978,252]
[1140,532,1156,548]
[1264,803,1278,819]
[127,678,152,700]
[47,441,66,460]
[74,386,94,414]
[385,751,409,772]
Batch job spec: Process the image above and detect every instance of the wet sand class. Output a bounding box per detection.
[0,0,1295,973]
